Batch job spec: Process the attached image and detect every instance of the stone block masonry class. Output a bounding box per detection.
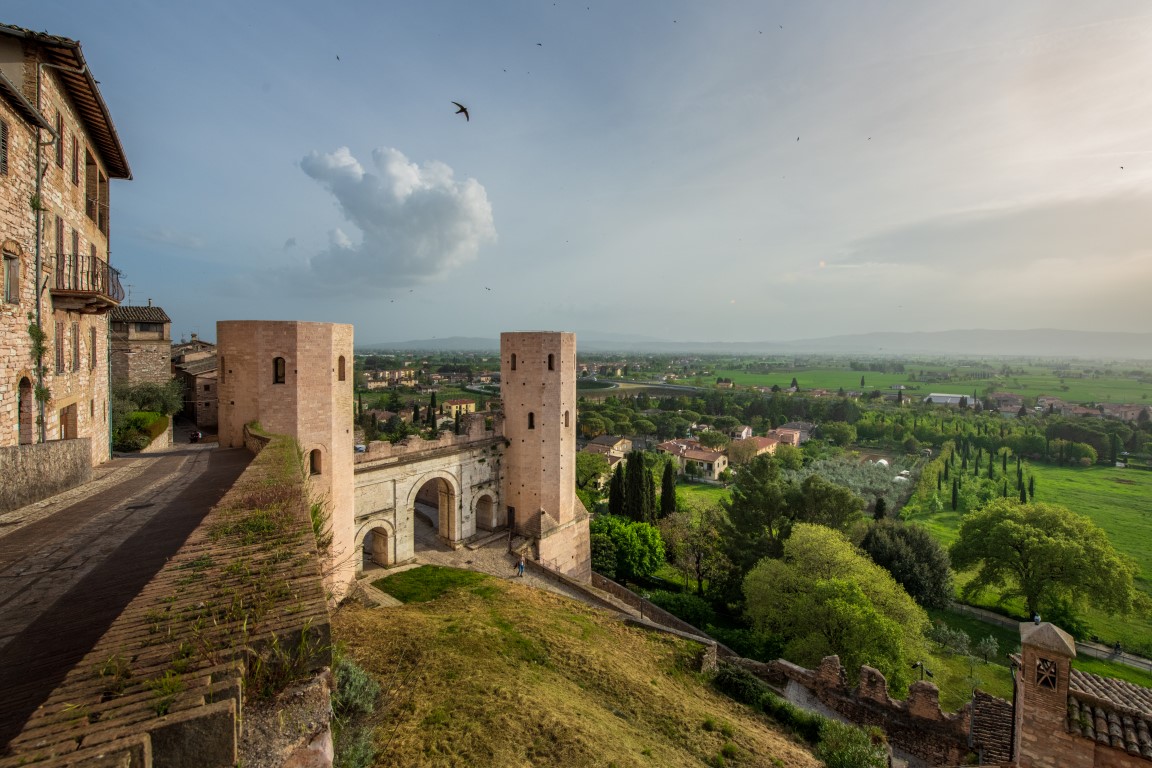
[0,439,92,514]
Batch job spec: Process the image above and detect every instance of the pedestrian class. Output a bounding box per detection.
[516,555,525,578]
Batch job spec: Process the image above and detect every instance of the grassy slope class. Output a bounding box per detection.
[335,572,820,768]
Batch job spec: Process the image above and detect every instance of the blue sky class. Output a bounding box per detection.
[12,1,1152,344]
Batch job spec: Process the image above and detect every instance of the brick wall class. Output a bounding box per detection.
[0,438,92,513]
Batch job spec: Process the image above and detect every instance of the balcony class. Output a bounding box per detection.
[50,252,124,313]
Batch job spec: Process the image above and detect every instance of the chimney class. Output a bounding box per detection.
[190,332,198,341]
[147,298,152,306]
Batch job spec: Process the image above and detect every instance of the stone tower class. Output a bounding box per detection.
[500,331,591,581]
[1013,621,1088,768]
[216,321,356,597]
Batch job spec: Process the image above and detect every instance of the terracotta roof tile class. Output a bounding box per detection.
[111,305,171,323]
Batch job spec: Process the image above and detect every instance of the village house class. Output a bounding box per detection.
[742,435,779,457]
[923,393,975,407]
[729,424,753,440]
[0,24,131,469]
[655,438,729,480]
[585,434,632,458]
[442,398,476,418]
[110,302,171,388]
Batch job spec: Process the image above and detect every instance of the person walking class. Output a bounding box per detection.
[516,555,525,578]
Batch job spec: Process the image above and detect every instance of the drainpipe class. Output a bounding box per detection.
[35,59,89,445]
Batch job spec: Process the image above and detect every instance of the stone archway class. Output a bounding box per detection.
[474,492,500,531]
[408,473,460,544]
[361,524,393,568]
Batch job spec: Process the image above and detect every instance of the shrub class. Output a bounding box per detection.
[816,720,888,768]
[647,590,716,628]
[333,658,379,718]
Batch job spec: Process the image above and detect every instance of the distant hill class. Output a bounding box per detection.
[360,329,1152,360]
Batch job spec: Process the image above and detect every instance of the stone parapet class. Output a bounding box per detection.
[0,438,93,513]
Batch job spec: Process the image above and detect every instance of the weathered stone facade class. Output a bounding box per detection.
[0,25,131,470]
[0,437,91,513]
[110,303,172,387]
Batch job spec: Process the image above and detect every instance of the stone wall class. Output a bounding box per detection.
[0,438,92,513]
[110,338,171,387]
[0,432,331,768]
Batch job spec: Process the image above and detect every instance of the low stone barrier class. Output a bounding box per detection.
[0,438,92,514]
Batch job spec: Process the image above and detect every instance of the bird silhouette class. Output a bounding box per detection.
[485,286,492,291]
[336,55,340,60]
[452,101,469,121]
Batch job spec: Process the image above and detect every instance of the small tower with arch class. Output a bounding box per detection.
[500,331,590,580]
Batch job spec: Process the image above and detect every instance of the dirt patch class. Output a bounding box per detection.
[1113,478,1136,485]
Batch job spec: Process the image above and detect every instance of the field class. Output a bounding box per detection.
[709,366,1150,405]
[907,463,1152,654]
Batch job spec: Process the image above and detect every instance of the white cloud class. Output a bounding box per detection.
[299,146,496,289]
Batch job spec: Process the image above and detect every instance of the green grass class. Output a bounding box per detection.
[1027,465,1152,591]
[372,565,491,603]
[908,462,1152,654]
[706,366,1151,404]
[677,481,730,508]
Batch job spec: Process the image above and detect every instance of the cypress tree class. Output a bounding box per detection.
[1028,474,1035,500]
[454,410,461,435]
[860,375,866,388]
[937,473,942,493]
[646,468,657,523]
[430,391,437,412]
[874,497,887,521]
[1002,480,1008,497]
[943,463,950,480]
[1002,451,1008,473]
[951,478,959,511]
[1019,482,1028,504]
[608,464,625,517]
[624,451,646,522]
[987,454,995,480]
[660,460,677,518]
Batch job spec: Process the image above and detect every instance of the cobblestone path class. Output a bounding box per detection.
[0,438,250,749]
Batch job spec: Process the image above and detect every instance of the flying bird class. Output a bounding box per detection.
[336,55,340,60]
[452,101,469,121]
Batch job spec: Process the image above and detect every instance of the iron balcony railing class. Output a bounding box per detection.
[52,251,125,304]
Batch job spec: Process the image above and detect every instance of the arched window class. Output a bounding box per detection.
[338,355,346,381]
[548,353,554,371]
[510,353,517,371]
[18,377,33,445]
[564,410,570,428]
[528,412,535,430]
[273,357,286,384]
[310,448,322,475]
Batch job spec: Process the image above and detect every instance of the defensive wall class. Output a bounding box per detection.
[0,429,331,768]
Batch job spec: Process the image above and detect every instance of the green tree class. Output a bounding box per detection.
[721,454,793,570]
[575,451,610,491]
[873,497,887,521]
[623,450,654,522]
[727,438,761,466]
[790,474,864,532]
[950,499,1140,620]
[744,523,928,693]
[860,521,954,609]
[590,515,665,582]
[660,460,677,518]
[697,430,730,450]
[821,421,857,447]
[608,464,625,517]
[660,503,732,596]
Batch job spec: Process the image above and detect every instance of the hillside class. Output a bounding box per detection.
[333,573,820,768]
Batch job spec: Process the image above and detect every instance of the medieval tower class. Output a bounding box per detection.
[500,331,591,580]
[216,321,356,596]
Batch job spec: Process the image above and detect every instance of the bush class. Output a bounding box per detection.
[590,532,619,579]
[647,590,716,628]
[817,720,888,768]
[333,658,379,718]
[705,626,784,662]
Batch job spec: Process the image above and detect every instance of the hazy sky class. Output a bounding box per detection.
[12,2,1152,344]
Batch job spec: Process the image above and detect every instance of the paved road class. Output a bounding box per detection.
[0,437,251,750]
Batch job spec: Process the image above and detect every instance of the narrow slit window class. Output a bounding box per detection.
[510,353,517,371]
[309,449,322,475]
[273,356,286,384]
[548,353,554,371]
[564,410,570,428]
[528,412,535,430]
[338,355,346,381]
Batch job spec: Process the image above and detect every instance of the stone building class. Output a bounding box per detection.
[110,302,171,387]
[172,333,218,429]
[217,320,356,595]
[0,24,130,469]
[500,331,591,580]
